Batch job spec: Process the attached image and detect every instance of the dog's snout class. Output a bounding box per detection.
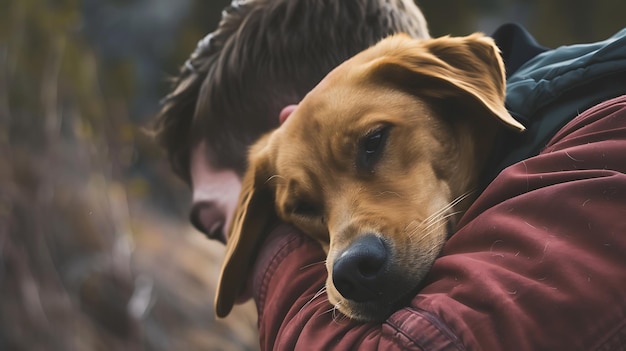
[332,235,389,303]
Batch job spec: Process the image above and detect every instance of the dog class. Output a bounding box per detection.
[215,33,525,322]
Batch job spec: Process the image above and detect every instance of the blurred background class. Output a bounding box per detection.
[1,0,623,350]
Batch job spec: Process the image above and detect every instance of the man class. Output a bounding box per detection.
[155,1,626,349]
[153,0,428,244]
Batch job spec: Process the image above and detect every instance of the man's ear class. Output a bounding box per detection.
[279,104,298,125]
[370,33,525,131]
[215,134,275,318]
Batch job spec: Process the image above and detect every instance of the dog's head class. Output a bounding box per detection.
[215,33,524,321]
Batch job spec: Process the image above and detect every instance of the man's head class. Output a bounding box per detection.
[153,0,429,241]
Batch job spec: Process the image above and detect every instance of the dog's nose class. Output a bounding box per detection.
[332,234,389,303]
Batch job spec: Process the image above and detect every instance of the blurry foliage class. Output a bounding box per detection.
[1,0,624,350]
[418,0,626,47]
[2,0,257,350]
[527,0,626,46]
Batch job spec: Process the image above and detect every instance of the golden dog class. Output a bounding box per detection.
[215,33,525,322]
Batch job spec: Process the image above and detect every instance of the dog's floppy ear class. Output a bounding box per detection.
[371,33,525,131]
[215,134,275,318]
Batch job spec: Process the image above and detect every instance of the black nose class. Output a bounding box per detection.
[332,234,389,303]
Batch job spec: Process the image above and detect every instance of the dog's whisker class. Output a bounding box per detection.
[333,307,350,324]
[307,298,333,319]
[374,191,403,198]
[298,286,327,317]
[314,298,330,307]
[442,210,463,224]
[420,210,463,233]
[419,214,447,233]
[406,209,461,242]
[318,299,340,319]
[300,260,326,270]
[265,174,286,184]
[422,211,456,234]
[413,209,454,237]
[404,220,419,232]
[450,190,476,209]
[313,286,327,299]
[420,202,454,228]
[319,305,336,317]
[310,297,331,311]
[429,192,472,221]
[419,190,475,228]
[331,303,344,324]
[311,287,327,301]
[407,221,434,240]
[418,218,450,241]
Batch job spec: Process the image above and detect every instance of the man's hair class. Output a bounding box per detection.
[153,0,429,183]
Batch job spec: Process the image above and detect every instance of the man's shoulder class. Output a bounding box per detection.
[484,25,626,183]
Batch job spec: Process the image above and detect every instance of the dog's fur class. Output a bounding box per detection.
[216,33,524,321]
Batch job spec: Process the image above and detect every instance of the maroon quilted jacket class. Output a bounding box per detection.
[249,96,626,350]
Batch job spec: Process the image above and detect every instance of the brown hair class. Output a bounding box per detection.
[153,0,428,183]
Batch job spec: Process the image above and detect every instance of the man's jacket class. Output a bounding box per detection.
[486,24,626,184]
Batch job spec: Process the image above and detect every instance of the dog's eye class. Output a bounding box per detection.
[291,201,322,218]
[358,125,390,172]
[364,131,383,154]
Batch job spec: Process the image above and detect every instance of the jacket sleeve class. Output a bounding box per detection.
[251,95,626,351]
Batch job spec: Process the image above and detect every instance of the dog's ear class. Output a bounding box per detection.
[215,134,275,318]
[371,33,525,131]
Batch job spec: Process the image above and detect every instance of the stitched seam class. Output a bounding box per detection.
[385,307,466,350]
